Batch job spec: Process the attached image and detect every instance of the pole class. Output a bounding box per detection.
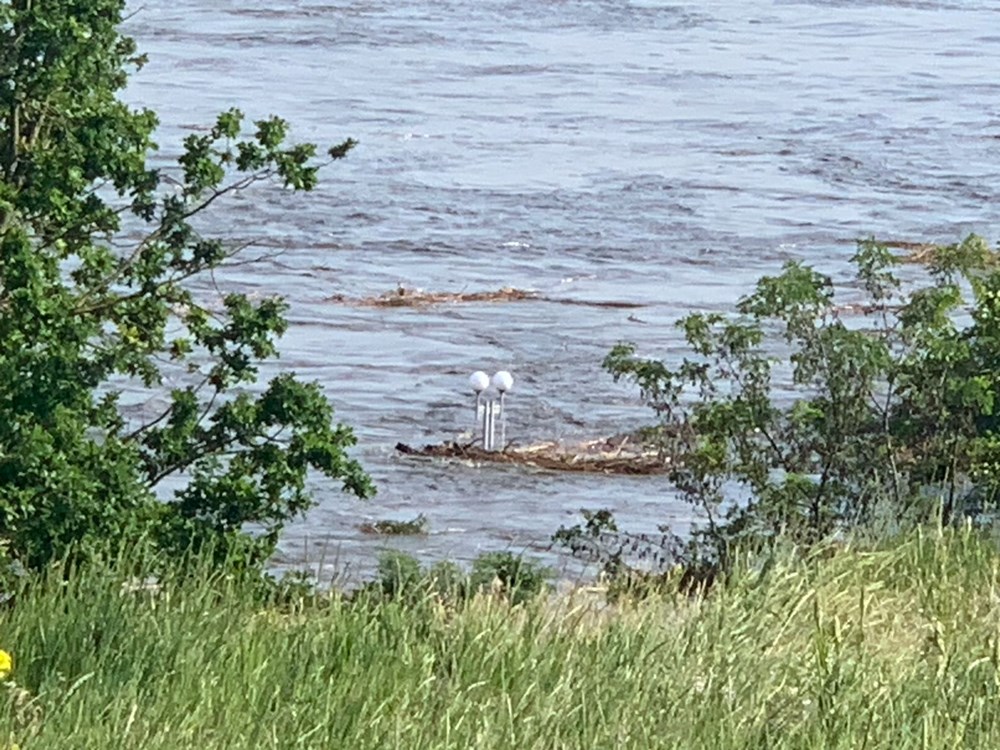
[474,392,483,442]
[484,398,494,451]
[498,392,507,451]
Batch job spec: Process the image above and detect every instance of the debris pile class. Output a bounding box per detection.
[395,434,669,476]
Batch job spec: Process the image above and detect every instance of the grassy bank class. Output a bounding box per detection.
[3,528,1000,748]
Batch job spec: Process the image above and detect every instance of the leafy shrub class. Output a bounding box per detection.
[426,560,469,601]
[552,508,716,598]
[587,236,1000,574]
[470,551,552,605]
[359,550,550,606]
[373,550,426,601]
[0,1,372,575]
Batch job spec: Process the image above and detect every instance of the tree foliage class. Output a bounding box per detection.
[588,236,1000,573]
[0,1,372,574]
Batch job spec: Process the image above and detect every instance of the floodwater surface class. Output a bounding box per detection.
[121,0,1000,579]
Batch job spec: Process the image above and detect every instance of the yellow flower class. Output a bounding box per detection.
[0,650,11,679]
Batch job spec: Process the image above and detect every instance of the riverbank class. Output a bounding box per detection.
[2,527,999,748]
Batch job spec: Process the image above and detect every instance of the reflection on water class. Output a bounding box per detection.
[121,0,1000,579]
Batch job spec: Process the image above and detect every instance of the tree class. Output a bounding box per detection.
[0,0,373,575]
[583,236,1000,575]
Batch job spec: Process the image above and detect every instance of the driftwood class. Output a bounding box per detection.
[395,435,670,475]
[881,239,1000,268]
[358,514,429,536]
[882,239,940,262]
[328,286,539,308]
[328,286,645,310]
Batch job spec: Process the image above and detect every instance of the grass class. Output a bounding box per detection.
[3,527,1000,748]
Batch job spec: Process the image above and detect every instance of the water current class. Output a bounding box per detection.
[120,0,1000,580]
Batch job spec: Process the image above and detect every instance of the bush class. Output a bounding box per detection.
[359,550,551,606]
[591,236,1000,573]
[470,550,553,605]
[0,1,372,576]
[373,550,426,601]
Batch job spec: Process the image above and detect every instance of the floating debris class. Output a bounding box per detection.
[395,434,670,475]
[328,285,539,308]
[880,239,1000,268]
[831,302,888,315]
[359,514,429,536]
[327,285,646,309]
[882,240,942,264]
[545,297,646,309]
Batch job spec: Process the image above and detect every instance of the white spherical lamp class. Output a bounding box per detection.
[491,370,513,393]
[469,370,490,393]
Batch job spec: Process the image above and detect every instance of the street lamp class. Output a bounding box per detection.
[491,370,513,449]
[467,369,514,452]
[469,370,489,440]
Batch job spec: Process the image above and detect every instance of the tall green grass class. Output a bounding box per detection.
[3,527,1000,748]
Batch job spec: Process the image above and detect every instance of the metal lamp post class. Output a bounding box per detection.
[491,370,513,450]
[469,370,489,437]
[468,369,514,452]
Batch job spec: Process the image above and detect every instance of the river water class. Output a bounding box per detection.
[121,0,1000,581]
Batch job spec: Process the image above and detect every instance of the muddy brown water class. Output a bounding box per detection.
[120,0,1000,581]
